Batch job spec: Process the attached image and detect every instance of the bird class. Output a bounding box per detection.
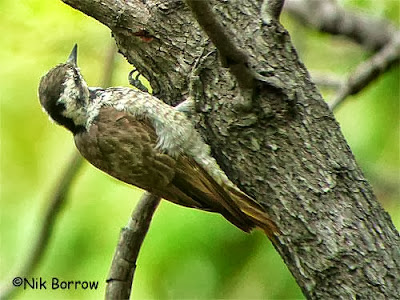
[38,44,277,237]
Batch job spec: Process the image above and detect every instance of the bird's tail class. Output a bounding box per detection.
[169,156,279,238]
[224,185,279,239]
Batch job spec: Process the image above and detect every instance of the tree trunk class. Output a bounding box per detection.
[62,0,400,298]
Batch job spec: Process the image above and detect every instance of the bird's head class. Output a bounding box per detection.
[38,44,89,134]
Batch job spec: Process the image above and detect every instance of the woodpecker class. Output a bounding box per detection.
[38,45,277,236]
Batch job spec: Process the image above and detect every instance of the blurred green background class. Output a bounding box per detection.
[0,0,398,299]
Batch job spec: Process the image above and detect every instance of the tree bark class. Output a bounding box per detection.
[61,0,400,298]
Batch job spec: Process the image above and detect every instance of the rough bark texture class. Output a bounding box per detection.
[62,0,400,298]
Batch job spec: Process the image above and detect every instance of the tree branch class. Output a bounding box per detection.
[284,0,400,110]
[184,0,255,90]
[105,193,160,299]
[284,0,397,51]
[261,0,286,23]
[330,32,400,110]
[310,72,343,90]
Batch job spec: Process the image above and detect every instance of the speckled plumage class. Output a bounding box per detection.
[38,45,277,235]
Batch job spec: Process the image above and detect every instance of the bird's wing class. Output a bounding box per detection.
[75,107,172,188]
[169,155,256,232]
[74,106,207,209]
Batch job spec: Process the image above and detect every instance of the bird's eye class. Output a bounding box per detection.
[72,71,81,85]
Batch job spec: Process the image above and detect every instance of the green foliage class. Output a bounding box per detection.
[1,1,398,299]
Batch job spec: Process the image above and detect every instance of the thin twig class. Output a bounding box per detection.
[21,153,84,274]
[310,72,343,90]
[330,32,400,110]
[0,41,118,300]
[0,152,84,300]
[105,193,161,300]
[284,0,397,51]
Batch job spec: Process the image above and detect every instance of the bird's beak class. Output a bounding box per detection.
[66,44,78,66]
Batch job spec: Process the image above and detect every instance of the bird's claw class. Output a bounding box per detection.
[128,69,149,93]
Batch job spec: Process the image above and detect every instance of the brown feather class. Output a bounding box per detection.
[171,156,255,232]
